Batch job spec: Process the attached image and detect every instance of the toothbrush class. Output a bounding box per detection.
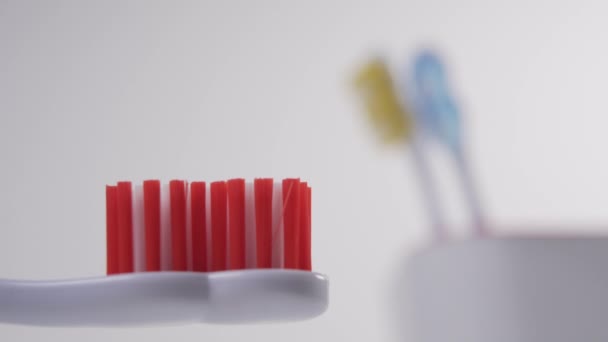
[0,178,328,326]
[409,50,487,236]
[353,58,448,240]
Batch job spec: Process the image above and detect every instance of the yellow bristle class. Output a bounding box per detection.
[353,59,413,143]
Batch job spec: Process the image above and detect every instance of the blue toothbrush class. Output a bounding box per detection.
[409,51,487,236]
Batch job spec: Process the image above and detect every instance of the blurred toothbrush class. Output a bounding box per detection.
[353,58,447,240]
[409,50,487,236]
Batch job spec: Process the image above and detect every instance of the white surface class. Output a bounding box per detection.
[408,237,608,342]
[0,270,328,326]
[1,0,608,341]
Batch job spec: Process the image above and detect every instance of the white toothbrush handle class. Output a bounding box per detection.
[0,270,328,326]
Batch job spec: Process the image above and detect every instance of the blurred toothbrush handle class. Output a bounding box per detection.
[455,149,487,236]
[410,136,447,240]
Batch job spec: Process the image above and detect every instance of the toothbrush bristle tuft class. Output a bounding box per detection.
[190,182,207,272]
[227,179,246,270]
[169,180,188,271]
[116,182,134,274]
[254,179,274,268]
[143,180,161,271]
[282,179,301,269]
[210,181,228,271]
[105,186,119,275]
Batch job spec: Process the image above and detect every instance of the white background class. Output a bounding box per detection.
[2,1,608,340]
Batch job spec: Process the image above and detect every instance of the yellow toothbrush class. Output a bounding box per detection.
[353,58,447,240]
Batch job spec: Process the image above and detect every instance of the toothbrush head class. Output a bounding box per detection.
[107,178,313,274]
[353,58,414,144]
[411,50,462,152]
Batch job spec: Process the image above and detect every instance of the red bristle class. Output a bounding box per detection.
[254,179,273,268]
[116,182,134,273]
[143,180,161,271]
[170,180,187,271]
[227,179,246,270]
[210,181,228,271]
[106,186,119,275]
[298,182,312,270]
[190,182,207,272]
[282,178,301,269]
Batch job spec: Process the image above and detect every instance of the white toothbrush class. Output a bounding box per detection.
[0,178,328,326]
